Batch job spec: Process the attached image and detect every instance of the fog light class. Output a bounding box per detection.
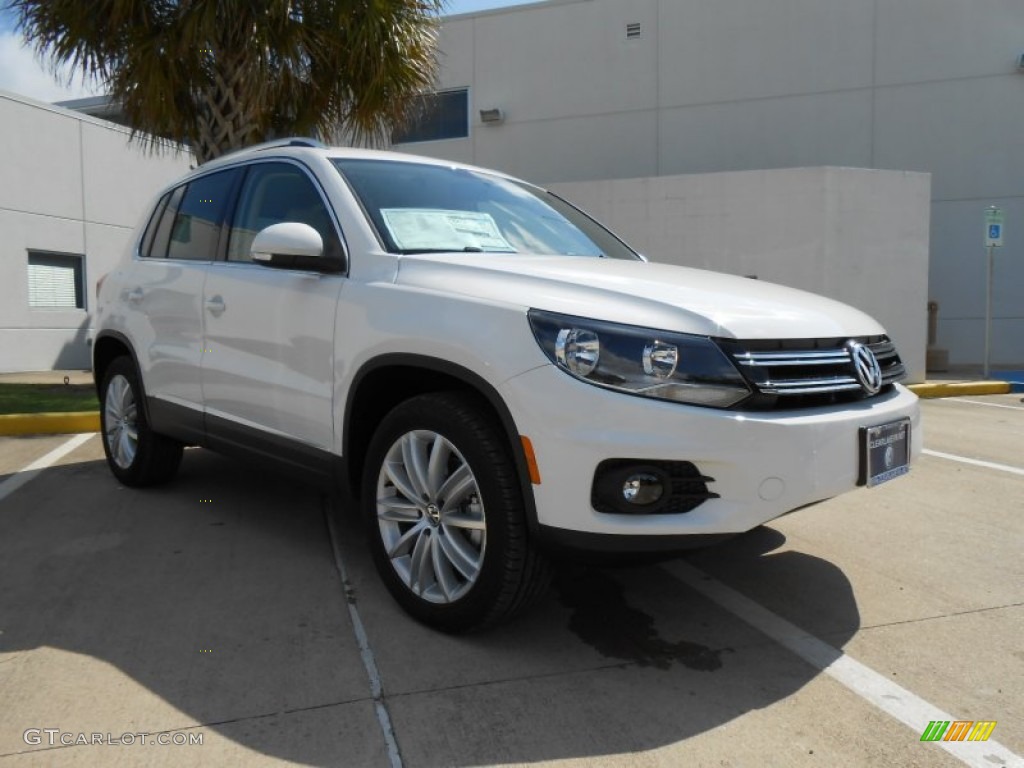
[593,460,718,516]
[622,473,664,505]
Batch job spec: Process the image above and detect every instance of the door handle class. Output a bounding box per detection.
[126,287,143,305]
[205,295,226,316]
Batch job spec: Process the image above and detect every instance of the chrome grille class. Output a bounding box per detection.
[723,337,906,400]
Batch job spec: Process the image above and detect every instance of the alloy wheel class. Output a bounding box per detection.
[375,430,487,604]
[104,373,138,469]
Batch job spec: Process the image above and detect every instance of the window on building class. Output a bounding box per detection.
[27,252,85,309]
[392,89,469,144]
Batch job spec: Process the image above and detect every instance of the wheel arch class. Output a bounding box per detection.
[92,331,150,421]
[343,354,539,534]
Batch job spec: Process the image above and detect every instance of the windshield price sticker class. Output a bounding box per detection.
[381,209,516,252]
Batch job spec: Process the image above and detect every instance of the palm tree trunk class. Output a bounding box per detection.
[193,58,262,163]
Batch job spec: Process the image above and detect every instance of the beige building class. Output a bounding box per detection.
[0,91,190,371]
[396,0,1024,368]
[3,0,1022,372]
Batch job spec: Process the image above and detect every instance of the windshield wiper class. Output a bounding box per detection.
[398,247,475,254]
[398,246,517,255]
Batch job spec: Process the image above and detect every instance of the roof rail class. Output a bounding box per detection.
[262,137,327,150]
[219,137,328,158]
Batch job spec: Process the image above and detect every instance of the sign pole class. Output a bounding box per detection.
[982,206,1004,380]
[984,244,993,379]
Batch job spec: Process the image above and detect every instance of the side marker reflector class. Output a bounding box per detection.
[520,436,541,485]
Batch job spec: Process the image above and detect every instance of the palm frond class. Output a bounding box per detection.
[10,0,447,162]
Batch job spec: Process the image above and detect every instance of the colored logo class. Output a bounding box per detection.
[920,721,997,742]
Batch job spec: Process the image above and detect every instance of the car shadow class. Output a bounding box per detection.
[329,494,863,766]
[0,447,861,766]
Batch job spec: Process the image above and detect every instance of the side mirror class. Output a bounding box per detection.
[251,222,325,270]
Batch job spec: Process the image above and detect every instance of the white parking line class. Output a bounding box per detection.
[940,398,1024,412]
[662,560,1024,768]
[324,502,403,768]
[0,433,95,504]
[923,449,1024,477]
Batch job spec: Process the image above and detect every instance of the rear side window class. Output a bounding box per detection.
[139,191,171,257]
[165,170,237,261]
[141,186,183,259]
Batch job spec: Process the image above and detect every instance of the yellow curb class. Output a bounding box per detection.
[907,381,1011,399]
[0,411,100,436]
[0,384,1011,433]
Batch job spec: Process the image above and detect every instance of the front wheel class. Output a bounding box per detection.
[99,356,183,486]
[362,392,549,632]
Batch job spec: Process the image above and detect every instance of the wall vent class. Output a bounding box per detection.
[626,23,642,39]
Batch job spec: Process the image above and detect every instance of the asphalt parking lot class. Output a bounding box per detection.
[0,395,1021,768]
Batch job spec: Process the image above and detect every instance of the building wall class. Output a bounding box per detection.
[0,91,191,372]
[408,0,1024,367]
[551,167,931,382]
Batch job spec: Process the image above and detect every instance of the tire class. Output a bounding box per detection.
[362,392,550,633]
[99,356,183,487]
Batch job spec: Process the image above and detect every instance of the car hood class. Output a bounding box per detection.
[395,254,885,339]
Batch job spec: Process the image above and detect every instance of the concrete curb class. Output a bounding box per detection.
[0,411,100,436]
[907,381,1011,399]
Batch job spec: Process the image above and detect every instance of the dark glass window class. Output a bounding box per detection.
[146,186,185,259]
[166,170,236,261]
[392,89,469,144]
[139,191,171,258]
[226,162,343,265]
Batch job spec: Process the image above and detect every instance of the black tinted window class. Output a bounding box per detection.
[393,89,469,144]
[166,170,236,261]
[147,186,185,259]
[227,162,342,264]
[140,191,171,258]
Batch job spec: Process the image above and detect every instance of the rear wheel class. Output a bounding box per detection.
[100,356,182,486]
[362,392,550,632]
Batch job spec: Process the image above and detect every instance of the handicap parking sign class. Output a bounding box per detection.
[985,208,1004,247]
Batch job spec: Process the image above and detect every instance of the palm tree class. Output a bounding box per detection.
[10,0,445,163]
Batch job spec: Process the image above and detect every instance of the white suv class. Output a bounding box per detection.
[94,138,920,631]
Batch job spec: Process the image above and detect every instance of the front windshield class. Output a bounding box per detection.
[332,158,639,260]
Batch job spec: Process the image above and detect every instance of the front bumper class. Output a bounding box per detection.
[500,364,921,541]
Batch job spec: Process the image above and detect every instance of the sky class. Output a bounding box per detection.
[0,0,543,104]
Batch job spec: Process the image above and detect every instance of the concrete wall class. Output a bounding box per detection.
[406,0,1024,367]
[0,91,191,372]
[551,167,931,383]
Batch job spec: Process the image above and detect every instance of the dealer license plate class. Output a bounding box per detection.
[859,418,911,487]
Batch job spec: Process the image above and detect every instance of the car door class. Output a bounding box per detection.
[200,160,345,461]
[121,169,237,423]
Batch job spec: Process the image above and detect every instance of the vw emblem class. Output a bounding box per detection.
[846,340,883,395]
[425,503,442,526]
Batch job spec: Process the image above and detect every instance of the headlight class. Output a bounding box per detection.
[528,309,751,408]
